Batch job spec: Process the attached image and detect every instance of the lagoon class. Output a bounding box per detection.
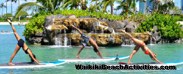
[0,25,183,74]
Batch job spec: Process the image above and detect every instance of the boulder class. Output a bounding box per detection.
[38,15,150,46]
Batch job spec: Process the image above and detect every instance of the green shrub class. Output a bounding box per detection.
[136,14,183,42]
[23,15,46,38]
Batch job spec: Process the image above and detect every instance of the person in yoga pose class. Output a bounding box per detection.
[7,19,39,65]
[71,24,103,59]
[121,30,162,64]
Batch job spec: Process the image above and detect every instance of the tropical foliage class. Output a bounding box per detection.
[24,14,48,38]
[150,0,175,14]
[24,9,125,38]
[101,0,116,14]
[136,14,183,42]
[116,0,137,15]
[0,3,6,17]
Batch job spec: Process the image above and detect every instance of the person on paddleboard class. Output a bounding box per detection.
[71,24,103,59]
[121,30,162,64]
[7,19,39,66]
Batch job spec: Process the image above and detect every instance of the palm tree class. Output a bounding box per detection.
[81,0,87,10]
[0,3,6,17]
[101,0,116,14]
[62,0,80,9]
[158,0,174,14]
[6,0,8,14]
[150,0,160,12]
[116,0,137,15]
[88,0,102,12]
[15,0,64,17]
[6,0,15,17]
[150,0,175,13]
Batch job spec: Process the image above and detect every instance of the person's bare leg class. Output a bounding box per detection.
[8,45,20,66]
[7,19,21,41]
[89,38,103,58]
[76,45,85,59]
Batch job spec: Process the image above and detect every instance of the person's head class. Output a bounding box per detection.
[144,40,149,45]
[143,31,151,45]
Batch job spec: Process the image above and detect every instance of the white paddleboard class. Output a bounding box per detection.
[58,56,129,63]
[0,61,65,69]
[118,62,183,66]
[48,45,71,48]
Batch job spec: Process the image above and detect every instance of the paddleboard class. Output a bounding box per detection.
[118,62,183,66]
[0,60,65,69]
[48,45,71,48]
[58,56,129,63]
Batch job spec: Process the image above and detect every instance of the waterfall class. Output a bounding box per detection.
[55,37,61,46]
[52,30,70,48]
[54,30,61,46]
[63,29,68,47]
[149,36,154,45]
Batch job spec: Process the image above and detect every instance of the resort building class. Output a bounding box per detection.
[138,0,183,14]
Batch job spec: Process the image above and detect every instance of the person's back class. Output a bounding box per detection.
[71,24,103,59]
[131,38,145,47]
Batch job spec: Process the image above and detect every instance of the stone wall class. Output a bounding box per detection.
[26,15,151,46]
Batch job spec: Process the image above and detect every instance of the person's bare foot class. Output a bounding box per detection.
[8,62,15,66]
[76,55,80,59]
[159,62,163,64]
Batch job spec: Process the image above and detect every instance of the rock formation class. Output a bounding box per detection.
[28,15,151,46]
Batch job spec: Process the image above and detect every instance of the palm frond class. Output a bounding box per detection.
[15,10,28,18]
[15,2,43,18]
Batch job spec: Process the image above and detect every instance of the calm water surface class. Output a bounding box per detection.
[0,25,183,74]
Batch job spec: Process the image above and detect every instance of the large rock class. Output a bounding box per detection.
[150,26,161,43]
[27,37,42,45]
[31,14,150,46]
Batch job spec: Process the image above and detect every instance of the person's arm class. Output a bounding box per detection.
[7,19,21,40]
[121,30,133,39]
[153,58,162,64]
[71,24,83,34]
[128,45,140,64]
[29,53,39,64]
[150,54,162,64]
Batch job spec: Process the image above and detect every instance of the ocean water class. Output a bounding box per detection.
[0,25,183,74]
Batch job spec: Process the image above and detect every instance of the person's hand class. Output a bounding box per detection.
[7,19,12,25]
[159,62,163,64]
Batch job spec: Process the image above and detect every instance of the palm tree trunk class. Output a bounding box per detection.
[18,0,20,22]
[6,1,7,14]
[48,0,54,12]
[144,1,147,14]
[111,4,113,14]
[11,1,13,16]
[1,7,4,17]
[81,0,87,10]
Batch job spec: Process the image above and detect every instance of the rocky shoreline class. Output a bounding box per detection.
[25,15,178,46]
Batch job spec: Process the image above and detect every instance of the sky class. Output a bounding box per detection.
[173,0,182,9]
[0,0,182,16]
[0,0,36,16]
